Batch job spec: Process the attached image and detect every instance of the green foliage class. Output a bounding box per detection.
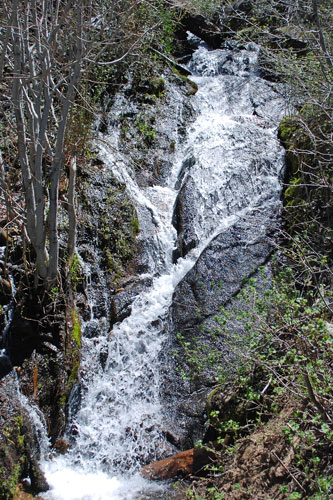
[178,253,332,498]
[135,114,156,146]
[149,77,166,97]
[69,253,83,291]
[57,310,81,407]
[232,1,333,271]
[0,415,26,499]
[49,286,60,303]
[89,63,117,103]
[0,463,20,499]
[137,0,178,55]
[65,99,94,159]
[287,493,302,500]
[71,309,81,348]
[58,361,80,407]
[130,213,140,235]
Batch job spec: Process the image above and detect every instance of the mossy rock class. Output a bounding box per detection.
[278,116,302,183]
[278,116,298,147]
[0,383,49,498]
[284,177,302,206]
[17,314,81,444]
[130,75,166,102]
[171,66,198,95]
[279,113,331,214]
[274,26,308,51]
[97,179,139,284]
[147,77,166,97]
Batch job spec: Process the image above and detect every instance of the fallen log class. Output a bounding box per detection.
[141,446,215,480]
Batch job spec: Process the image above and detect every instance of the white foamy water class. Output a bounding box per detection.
[43,461,167,500]
[41,39,285,499]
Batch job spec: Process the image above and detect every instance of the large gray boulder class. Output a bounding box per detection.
[160,210,276,449]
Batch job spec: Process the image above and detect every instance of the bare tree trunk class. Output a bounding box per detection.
[0,151,14,222]
[11,3,49,279]
[68,155,77,261]
[2,0,163,288]
[46,5,82,286]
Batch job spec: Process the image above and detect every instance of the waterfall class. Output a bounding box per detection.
[41,39,285,500]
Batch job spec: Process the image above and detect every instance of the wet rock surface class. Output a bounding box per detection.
[155,40,285,451]
[101,64,195,189]
[68,39,285,470]
[89,66,198,298]
[173,212,274,326]
[161,211,277,449]
[180,13,225,49]
[75,62,196,320]
[172,174,198,259]
[0,54,194,497]
[110,277,153,326]
[0,351,12,378]
[174,0,254,52]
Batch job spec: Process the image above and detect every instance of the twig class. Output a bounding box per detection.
[270,450,306,492]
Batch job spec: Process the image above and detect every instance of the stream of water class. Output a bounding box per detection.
[40,39,285,500]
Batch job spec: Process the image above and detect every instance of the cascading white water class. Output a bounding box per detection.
[41,39,286,499]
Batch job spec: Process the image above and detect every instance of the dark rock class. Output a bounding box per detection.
[84,321,100,339]
[160,211,276,448]
[66,383,82,440]
[110,277,152,325]
[174,156,195,190]
[181,13,225,49]
[53,438,70,454]
[218,0,254,34]
[172,175,199,260]
[274,26,308,52]
[21,477,32,488]
[171,23,197,60]
[172,212,274,327]
[7,314,40,366]
[0,351,13,379]
[92,303,107,319]
[18,347,70,444]
[76,300,91,322]
[99,346,109,370]
[233,0,253,13]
